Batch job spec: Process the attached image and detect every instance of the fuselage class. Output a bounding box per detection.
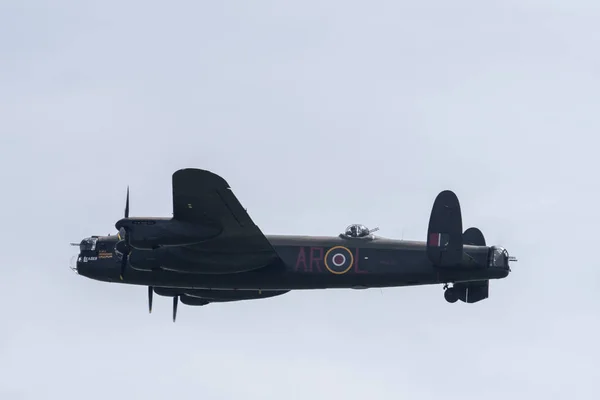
[74,233,511,291]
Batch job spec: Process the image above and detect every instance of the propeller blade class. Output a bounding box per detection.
[173,295,178,322]
[148,286,153,313]
[115,236,128,254]
[119,253,128,281]
[124,186,130,218]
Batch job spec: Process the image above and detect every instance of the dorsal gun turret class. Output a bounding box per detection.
[340,224,379,239]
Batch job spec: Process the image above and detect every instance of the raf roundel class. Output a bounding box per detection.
[324,246,354,274]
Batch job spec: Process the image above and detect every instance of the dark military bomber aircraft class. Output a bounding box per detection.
[71,168,516,322]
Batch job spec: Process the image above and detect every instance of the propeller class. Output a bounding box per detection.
[173,295,179,322]
[116,187,130,280]
[148,286,153,313]
[124,186,129,219]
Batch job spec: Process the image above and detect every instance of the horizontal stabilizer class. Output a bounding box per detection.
[463,227,486,246]
[427,190,463,267]
[454,280,489,303]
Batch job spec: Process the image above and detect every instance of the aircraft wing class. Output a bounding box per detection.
[172,168,276,254]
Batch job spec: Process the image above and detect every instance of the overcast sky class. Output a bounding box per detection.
[2,1,599,399]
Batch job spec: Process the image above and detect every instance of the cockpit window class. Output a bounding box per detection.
[79,237,97,252]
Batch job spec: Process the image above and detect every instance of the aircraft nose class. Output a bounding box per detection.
[69,255,79,274]
[74,255,121,282]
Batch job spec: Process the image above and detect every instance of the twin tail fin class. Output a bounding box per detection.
[426,190,488,267]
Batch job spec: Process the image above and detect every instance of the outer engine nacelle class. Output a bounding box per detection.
[115,217,222,251]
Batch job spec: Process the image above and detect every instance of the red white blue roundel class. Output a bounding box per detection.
[324,246,354,274]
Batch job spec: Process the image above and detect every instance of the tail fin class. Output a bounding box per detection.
[463,227,486,246]
[426,190,463,267]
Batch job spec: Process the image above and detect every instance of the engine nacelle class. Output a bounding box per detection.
[128,246,277,274]
[180,295,210,306]
[184,289,289,301]
[153,287,180,297]
[153,288,289,306]
[116,217,222,250]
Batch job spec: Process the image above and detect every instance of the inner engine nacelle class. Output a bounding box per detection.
[127,246,277,274]
[184,288,289,301]
[153,288,290,305]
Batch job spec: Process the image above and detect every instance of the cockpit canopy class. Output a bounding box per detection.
[342,224,378,239]
[79,237,97,252]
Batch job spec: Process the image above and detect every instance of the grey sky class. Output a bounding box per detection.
[1,1,599,399]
